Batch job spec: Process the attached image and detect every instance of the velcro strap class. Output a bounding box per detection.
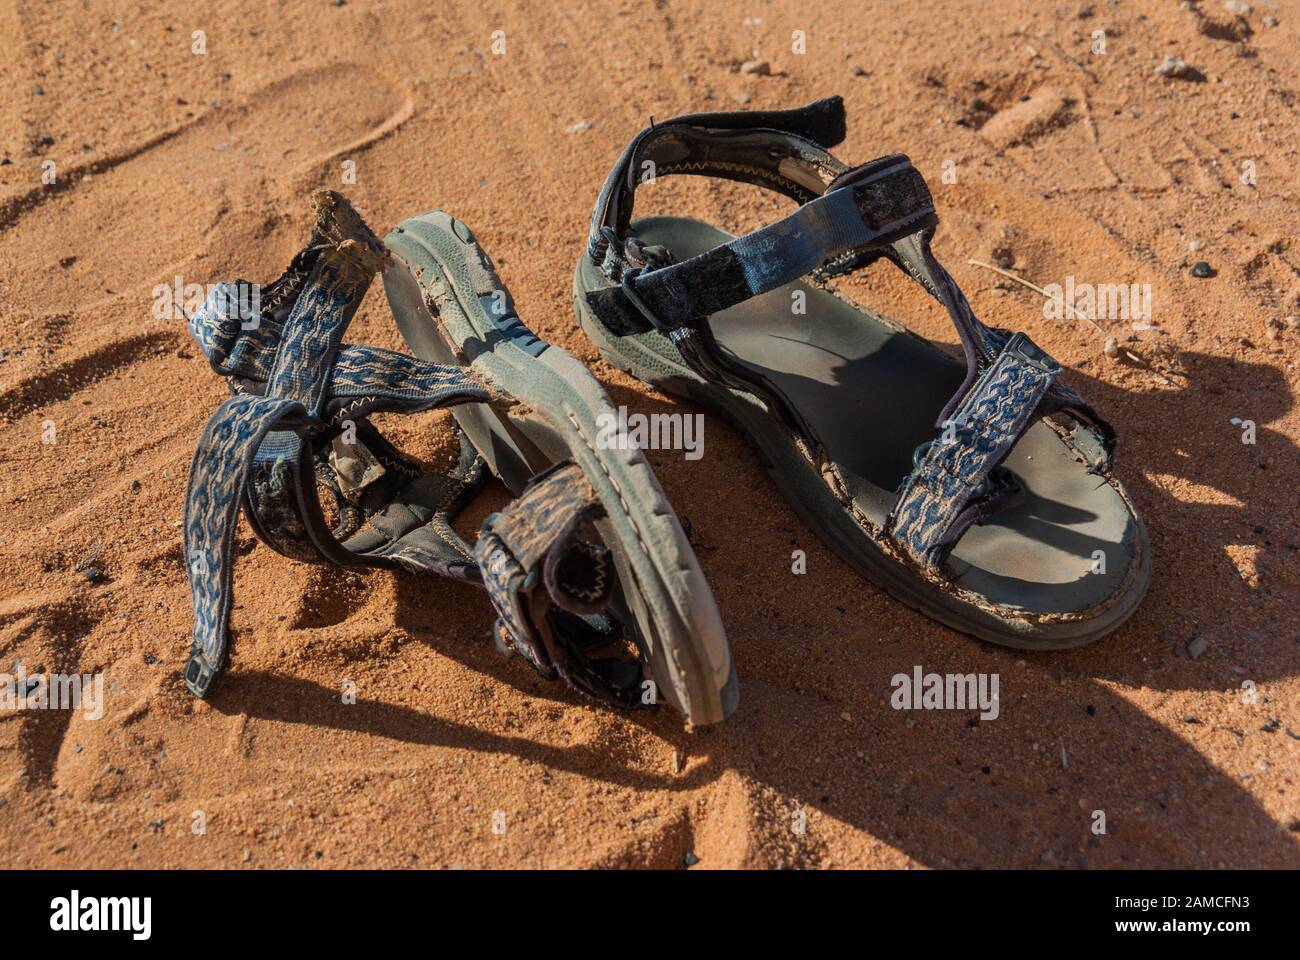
[888,333,1060,571]
[475,464,646,707]
[184,394,309,696]
[587,156,934,335]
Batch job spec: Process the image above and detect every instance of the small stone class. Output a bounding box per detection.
[683,851,700,866]
[740,59,771,76]
[1224,0,1251,15]
[851,64,869,77]
[1103,337,1120,359]
[242,849,252,861]
[564,119,592,134]
[731,90,752,105]
[992,246,1015,269]
[32,84,44,96]
[80,566,107,584]
[1187,635,1208,659]
[1261,719,1280,733]
[1183,715,1201,724]
[1190,260,1214,278]
[1155,55,1201,81]
[1263,15,1278,28]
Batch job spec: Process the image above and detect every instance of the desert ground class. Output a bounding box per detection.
[0,0,1297,868]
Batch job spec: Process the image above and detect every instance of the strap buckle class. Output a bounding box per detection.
[1003,332,1061,374]
[184,652,218,698]
[619,266,677,333]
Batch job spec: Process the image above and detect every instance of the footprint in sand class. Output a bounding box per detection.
[0,64,412,315]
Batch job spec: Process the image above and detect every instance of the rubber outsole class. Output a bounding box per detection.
[383,212,737,723]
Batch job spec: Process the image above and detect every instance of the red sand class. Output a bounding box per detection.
[0,0,1297,868]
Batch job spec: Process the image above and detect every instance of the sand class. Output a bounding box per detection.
[0,0,1297,869]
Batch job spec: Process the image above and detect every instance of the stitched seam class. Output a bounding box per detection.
[658,160,817,203]
[564,411,652,564]
[560,541,608,601]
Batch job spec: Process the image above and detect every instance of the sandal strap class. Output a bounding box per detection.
[587,96,851,273]
[588,154,935,335]
[583,98,1117,534]
[887,333,1060,570]
[183,192,491,697]
[476,463,644,708]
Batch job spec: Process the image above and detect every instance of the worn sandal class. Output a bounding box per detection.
[574,98,1150,649]
[383,209,735,723]
[184,191,735,724]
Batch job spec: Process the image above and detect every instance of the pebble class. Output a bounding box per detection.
[79,566,107,584]
[1190,260,1214,278]
[1187,635,1208,660]
[1154,55,1201,81]
[683,851,700,866]
[1224,0,1251,14]
[564,119,592,134]
[740,60,771,76]
[32,84,43,96]
[1103,337,1120,359]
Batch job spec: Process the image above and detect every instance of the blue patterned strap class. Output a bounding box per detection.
[183,394,310,696]
[190,282,482,407]
[887,333,1060,571]
[182,193,494,697]
[474,463,644,708]
[234,193,389,566]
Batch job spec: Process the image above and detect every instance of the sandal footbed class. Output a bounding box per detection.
[575,215,1150,648]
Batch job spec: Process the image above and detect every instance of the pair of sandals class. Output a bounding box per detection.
[183,97,1150,727]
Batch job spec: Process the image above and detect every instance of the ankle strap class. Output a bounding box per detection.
[587,96,851,273]
[589,153,935,336]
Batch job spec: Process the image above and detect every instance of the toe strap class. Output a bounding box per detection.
[888,332,1060,571]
